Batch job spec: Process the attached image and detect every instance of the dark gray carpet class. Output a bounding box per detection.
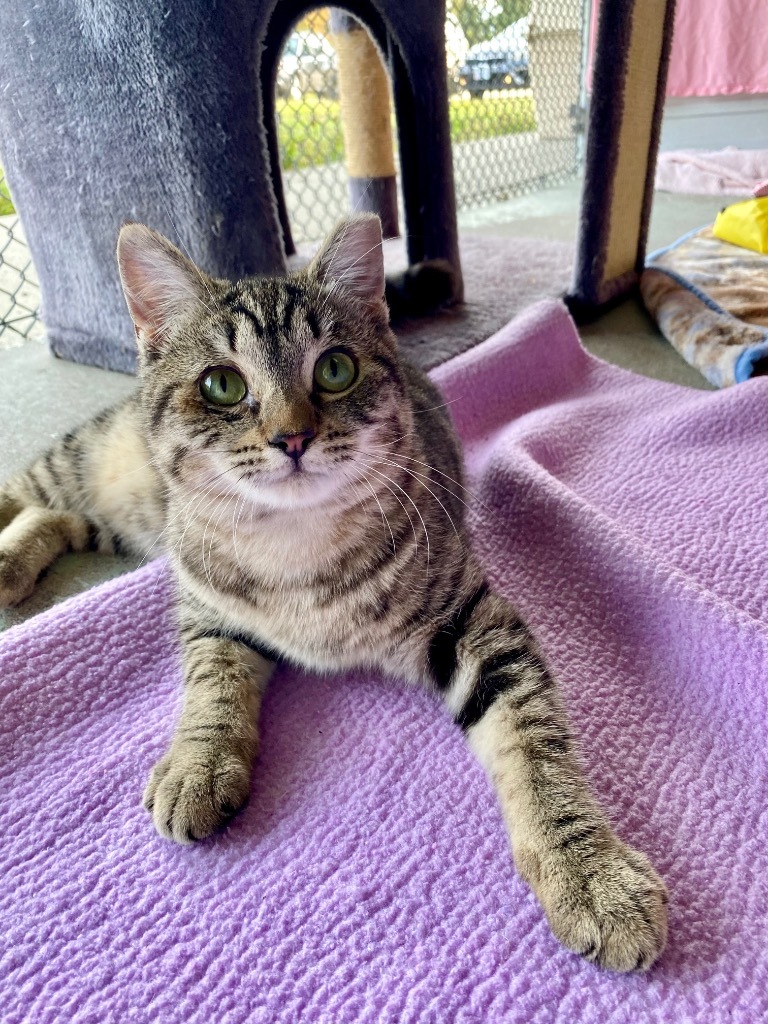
[389,232,574,369]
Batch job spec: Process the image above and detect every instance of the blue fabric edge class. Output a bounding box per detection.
[735,341,768,382]
[648,265,768,380]
[645,265,737,321]
[645,223,712,264]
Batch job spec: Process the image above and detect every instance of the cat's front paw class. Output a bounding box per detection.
[143,745,251,844]
[529,837,668,972]
[0,550,37,607]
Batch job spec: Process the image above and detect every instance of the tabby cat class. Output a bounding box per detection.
[0,215,667,972]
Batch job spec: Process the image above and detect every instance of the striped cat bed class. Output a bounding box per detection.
[2,301,767,1022]
[641,226,768,386]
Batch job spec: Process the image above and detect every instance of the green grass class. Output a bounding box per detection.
[277,96,345,172]
[0,171,14,216]
[277,92,536,171]
[449,94,536,142]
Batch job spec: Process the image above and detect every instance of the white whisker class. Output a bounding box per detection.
[356,461,430,571]
[357,474,396,554]
[366,445,496,520]
[202,489,239,590]
[358,453,461,541]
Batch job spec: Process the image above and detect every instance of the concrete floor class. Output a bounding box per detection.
[0,180,730,628]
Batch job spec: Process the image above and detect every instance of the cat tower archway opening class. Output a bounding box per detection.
[271,6,400,248]
[260,0,462,306]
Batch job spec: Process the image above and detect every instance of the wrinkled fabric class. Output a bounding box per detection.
[655,149,768,197]
[2,300,767,1023]
[588,0,768,98]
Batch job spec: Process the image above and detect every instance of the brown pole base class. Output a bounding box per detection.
[348,176,399,239]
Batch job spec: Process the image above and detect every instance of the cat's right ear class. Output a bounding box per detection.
[308,214,385,308]
[116,223,207,353]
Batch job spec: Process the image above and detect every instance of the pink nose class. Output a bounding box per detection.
[268,429,316,463]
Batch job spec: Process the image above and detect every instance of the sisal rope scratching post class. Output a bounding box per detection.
[329,10,399,239]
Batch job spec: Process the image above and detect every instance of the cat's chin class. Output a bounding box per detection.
[245,468,346,511]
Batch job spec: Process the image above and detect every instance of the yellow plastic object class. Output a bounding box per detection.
[713,197,768,255]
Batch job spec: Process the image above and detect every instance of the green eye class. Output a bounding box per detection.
[314,350,357,393]
[199,367,247,406]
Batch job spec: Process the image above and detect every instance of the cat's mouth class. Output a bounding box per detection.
[237,457,351,510]
[228,446,365,507]
[260,460,325,486]
[280,457,318,477]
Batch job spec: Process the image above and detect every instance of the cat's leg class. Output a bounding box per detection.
[0,491,91,606]
[426,583,668,972]
[0,506,90,606]
[143,596,275,843]
[0,399,162,607]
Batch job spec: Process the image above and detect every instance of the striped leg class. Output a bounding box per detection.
[0,492,22,530]
[0,499,91,607]
[143,606,275,844]
[427,584,668,972]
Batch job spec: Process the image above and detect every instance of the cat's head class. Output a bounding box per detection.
[117,215,409,510]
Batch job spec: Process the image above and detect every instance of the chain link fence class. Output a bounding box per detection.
[0,168,43,347]
[449,0,585,208]
[277,9,350,247]
[0,0,587,342]
[279,2,586,241]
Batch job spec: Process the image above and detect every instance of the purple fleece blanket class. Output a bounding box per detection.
[2,301,767,1022]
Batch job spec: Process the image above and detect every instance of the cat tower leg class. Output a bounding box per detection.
[387,4,463,303]
[568,0,678,316]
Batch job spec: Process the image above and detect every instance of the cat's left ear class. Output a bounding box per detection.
[309,214,385,307]
[116,223,208,353]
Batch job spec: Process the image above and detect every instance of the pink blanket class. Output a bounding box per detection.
[2,300,767,1022]
[655,148,768,196]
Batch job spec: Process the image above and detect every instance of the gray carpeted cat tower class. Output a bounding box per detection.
[0,0,462,373]
[0,0,678,372]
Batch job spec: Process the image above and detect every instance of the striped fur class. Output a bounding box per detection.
[0,216,667,971]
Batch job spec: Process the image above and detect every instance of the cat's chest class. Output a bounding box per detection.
[187,567,402,673]
[180,511,409,671]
